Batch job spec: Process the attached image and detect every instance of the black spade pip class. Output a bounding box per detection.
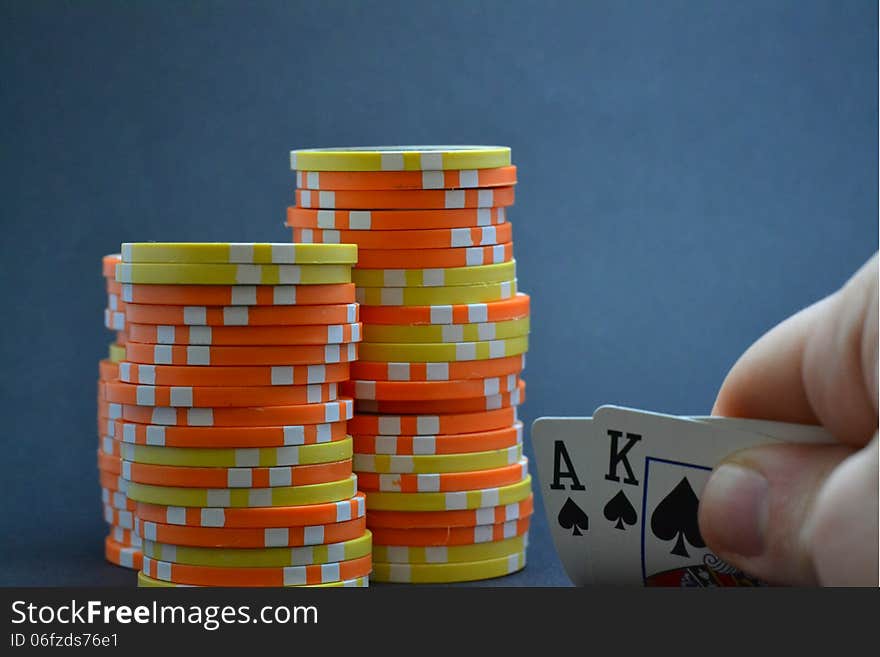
[558,497,589,536]
[650,477,705,557]
[603,490,637,530]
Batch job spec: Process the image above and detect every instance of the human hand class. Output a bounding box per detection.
[698,254,878,586]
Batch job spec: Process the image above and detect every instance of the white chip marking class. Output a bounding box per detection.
[183,306,207,325]
[230,286,257,305]
[381,153,404,171]
[273,286,296,304]
[349,211,371,229]
[228,243,254,263]
[421,171,443,189]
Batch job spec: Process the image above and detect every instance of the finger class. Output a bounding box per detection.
[712,300,825,426]
[805,436,879,586]
[698,442,856,585]
[713,254,878,447]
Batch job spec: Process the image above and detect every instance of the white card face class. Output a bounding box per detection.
[531,417,595,586]
[588,406,784,587]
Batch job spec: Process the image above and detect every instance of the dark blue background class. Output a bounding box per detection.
[0,0,876,586]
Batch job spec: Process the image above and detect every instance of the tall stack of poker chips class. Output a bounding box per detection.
[99,253,143,570]
[288,147,532,583]
[106,243,371,587]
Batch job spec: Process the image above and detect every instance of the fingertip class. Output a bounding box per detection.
[700,443,854,586]
[711,305,821,425]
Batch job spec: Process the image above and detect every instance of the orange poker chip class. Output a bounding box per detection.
[107,280,356,306]
[99,359,119,382]
[97,398,123,422]
[98,451,121,474]
[97,416,114,439]
[342,374,519,401]
[98,433,121,455]
[119,398,353,427]
[350,354,525,382]
[103,381,338,407]
[368,496,534,529]
[103,505,134,529]
[120,458,352,489]
[286,206,507,231]
[141,554,371,587]
[123,302,358,327]
[294,186,514,210]
[102,254,121,279]
[347,406,517,436]
[107,527,141,549]
[352,423,523,456]
[135,515,367,548]
[355,380,525,415]
[117,361,350,387]
[103,486,137,511]
[347,243,513,270]
[296,166,517,191]
[104,307,126,331]
[292,223,512,250]
[126,322,362,346]
[104,536,143,570]
[112,419,349,448]
[358,459,528,493]
[359,293,529,325]
[135,493,366,528]
[99,470,127,493]
[124,342,358,366]
[369,516,531,547]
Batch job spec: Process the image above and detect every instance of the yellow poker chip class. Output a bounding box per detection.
[365,475,532,512]
[108,343,126,363]
[356,280,516,307]
[126,474,358,508]
[362,317,529,344]
[358,335,528,363]
[120,436,353,467]
[121,242,357,265]
[372,551,526,583]
[351,260,516,288]
[354,444,523,474]
[290,146,511,172]
[373,533,527,564]
[115,262,352,286]
[142,531,372,567]
[137,571,369,587]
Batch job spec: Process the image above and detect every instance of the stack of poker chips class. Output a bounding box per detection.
[99,253,143,570]
[287,147,532,583]
[105,243,371,588]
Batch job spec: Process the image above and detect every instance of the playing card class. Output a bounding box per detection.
[531,417,595,586]
[587,406,794,586]
[689,417,834,444]
[533,409,837,586]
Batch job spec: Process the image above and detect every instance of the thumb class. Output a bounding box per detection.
[697,440,878,586]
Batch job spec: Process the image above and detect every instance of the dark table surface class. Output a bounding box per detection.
[0,0,875,587]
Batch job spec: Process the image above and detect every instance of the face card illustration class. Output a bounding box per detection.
[589,406,784,586]
[531,417,595,586]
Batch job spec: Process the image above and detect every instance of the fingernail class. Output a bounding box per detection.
[701,464,769,557]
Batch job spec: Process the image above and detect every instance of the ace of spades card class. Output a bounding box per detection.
[587,406,804,587]
[531,417,594,586]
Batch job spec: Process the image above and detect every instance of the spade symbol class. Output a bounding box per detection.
[603,490,637,530]
[650,477,705,557]
[558,497,589,536]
